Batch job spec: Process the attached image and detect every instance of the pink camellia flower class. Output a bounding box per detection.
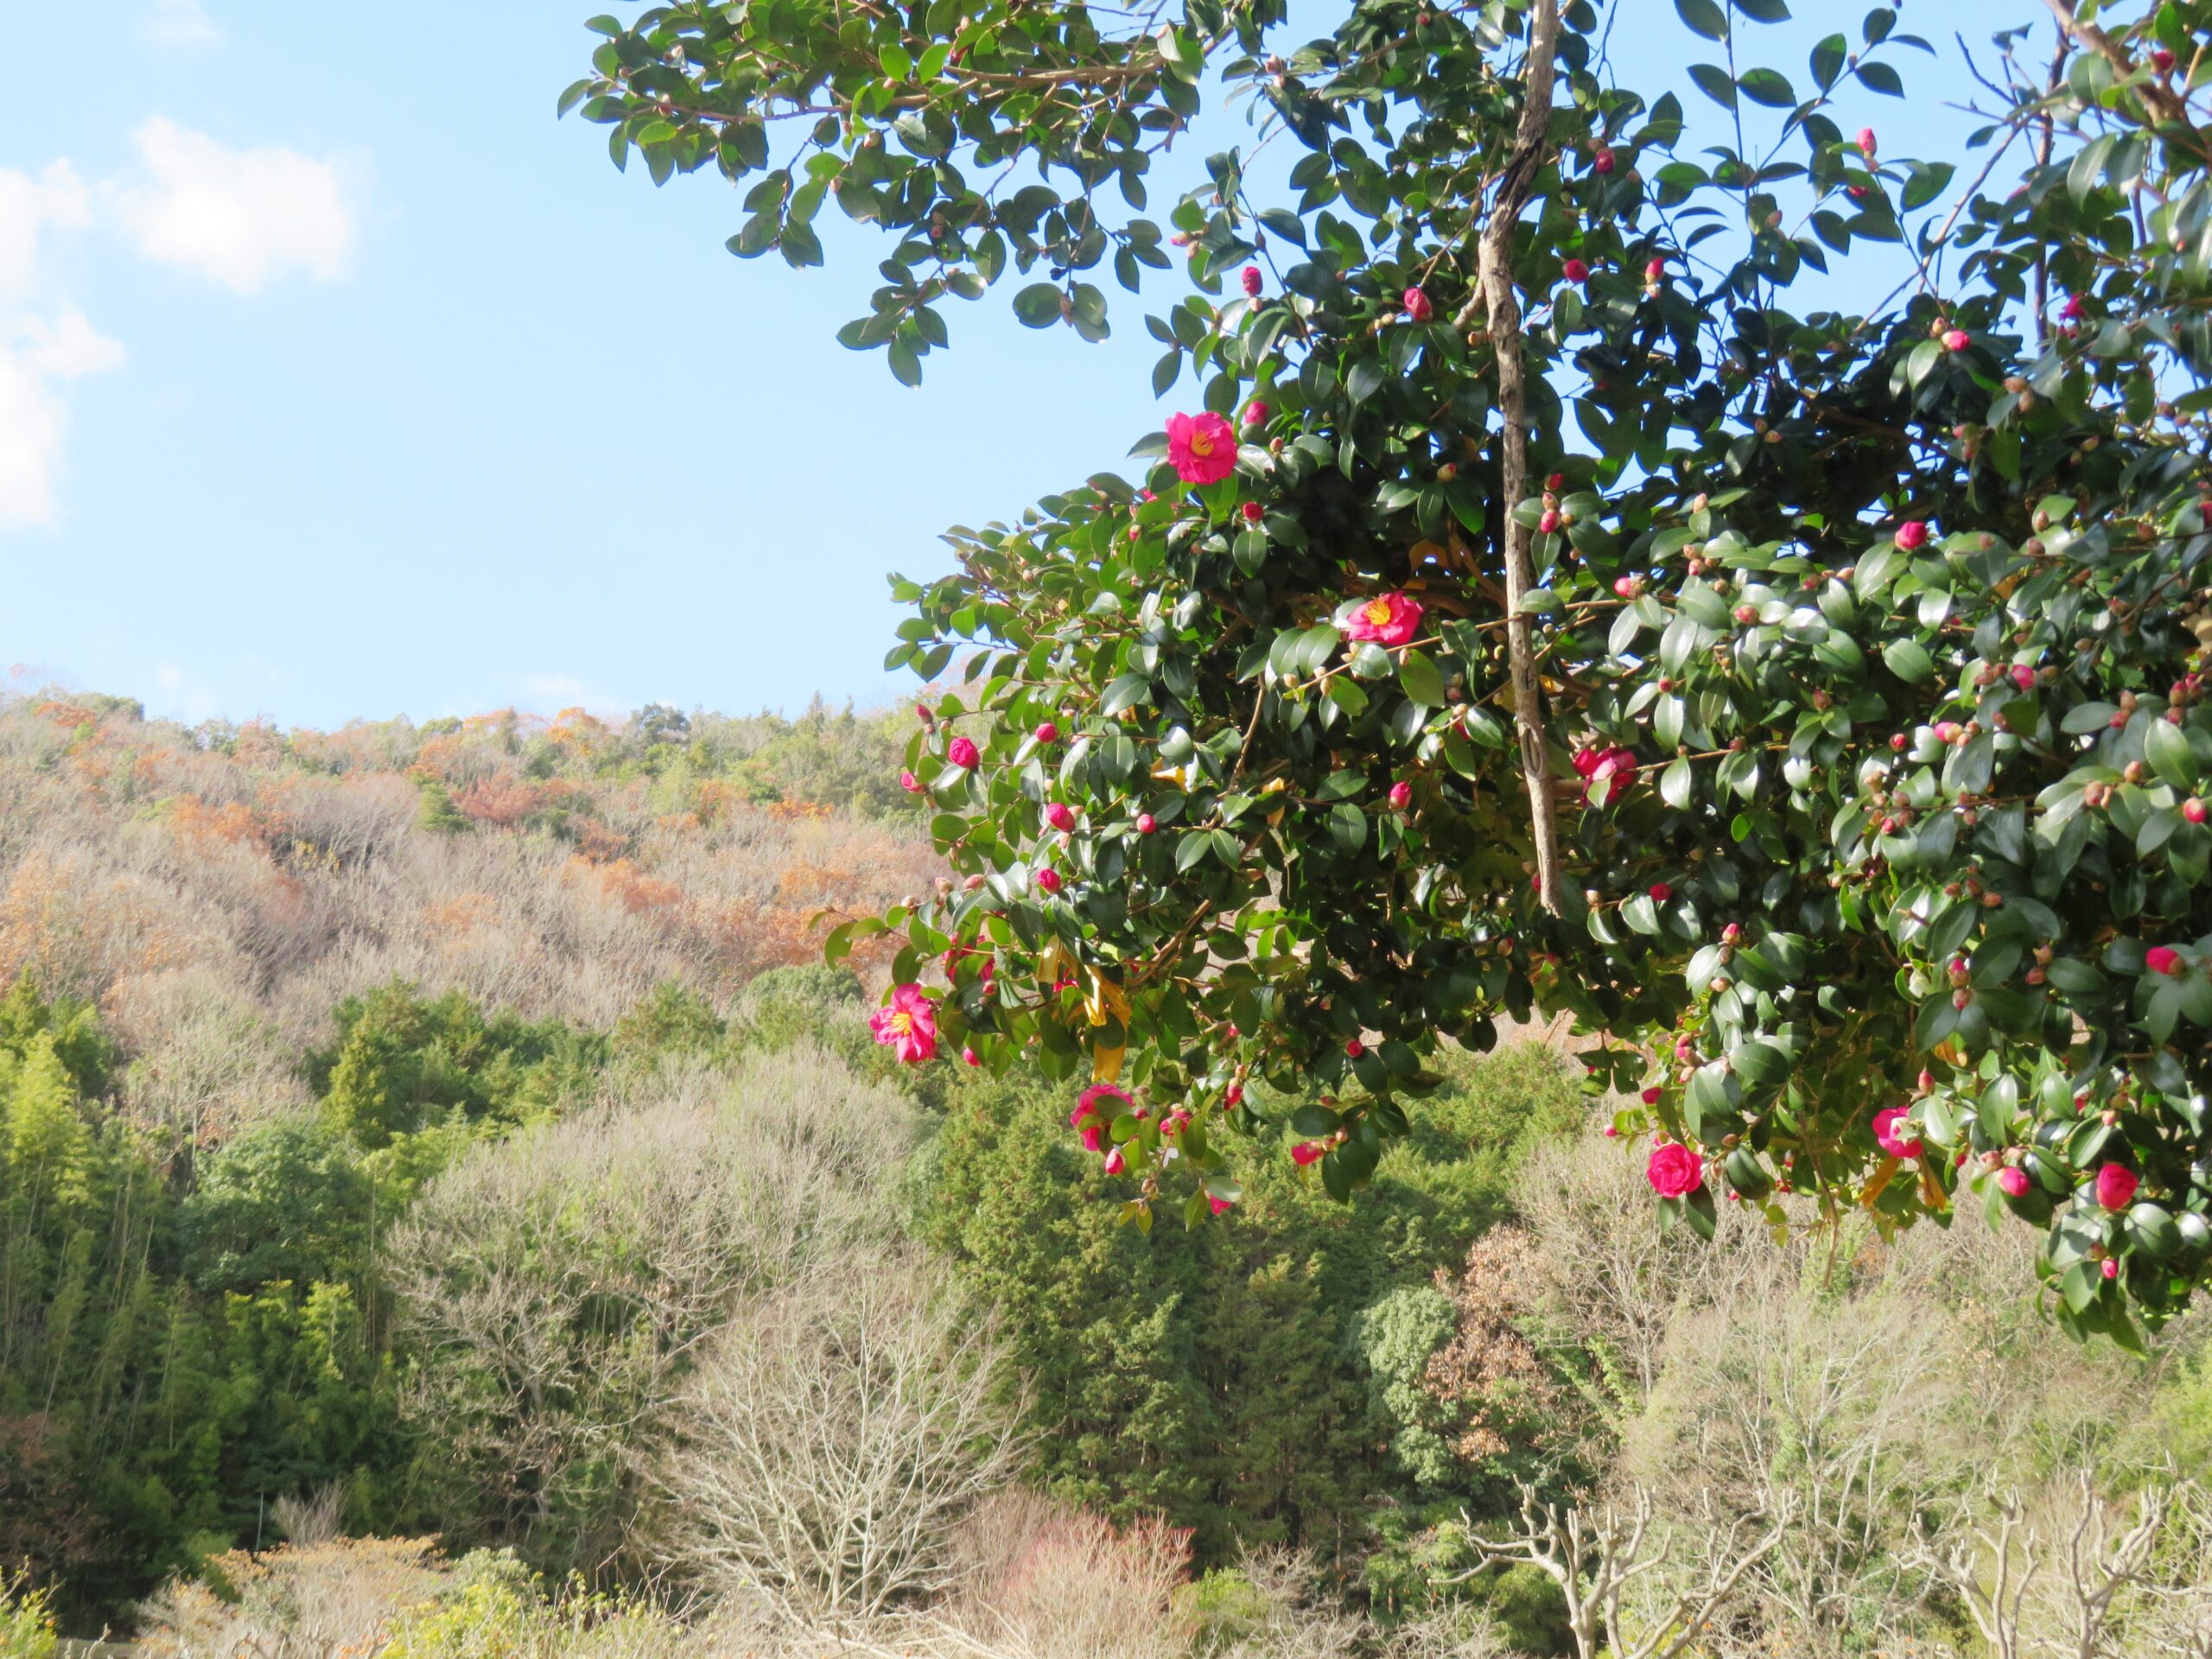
[1243,399,1269,428]
[900,770,924,793]
[1649,882,1674,903]
[1166,410,1238,485]
[963,1046,982,1066]
[942,944,994,988]
[2010,664,2037,691]
[1402,286,1433,322]
[1135,812,1158,835]
[1646,1141,1704,1198]
[1893,520,1929,551]
[1103,1147,1127,1176]
[1563,257,1590,283]
[1080,1122,1107,1153]
[1035,867,1064,894]
[947,735,980,769]
[1997,1166,2031,1198]
[1035,721,1059,743]
[1574,745,1639,804]
[1389,780,1413,810]
[868,983,940,1065]
[1856,126,1877,156]
[1340,591,1424,646]
[1075,1083,1133,1126]
[2146,945,2185,976]
[1291,1141,1326,1167]
[1942,328,1971,352]
[1872,1106,1923,1160]
[1209,1195,1235,1214]
[1045,802,1077,832]
[1241,264,1262,297]
[2095,1163,2140,1211]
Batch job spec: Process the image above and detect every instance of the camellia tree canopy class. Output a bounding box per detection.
[570,0,2212,1343]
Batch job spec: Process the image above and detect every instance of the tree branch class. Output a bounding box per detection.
[1473,0,1564,915]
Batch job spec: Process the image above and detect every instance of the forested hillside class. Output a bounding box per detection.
[4,687,2211,1658]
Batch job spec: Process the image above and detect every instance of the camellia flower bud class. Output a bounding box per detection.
[1893,520,1929,551]
[1856,126,1877,157]
[1402,286,1433,323]
[1997,1166,2031,1198]
[2095,1162,2139,1211]
[1344,1037,1365,1058]
[2184,798,2208,824]
[1389,780,1413,810]
[2146,945,2185,976]
[1591,144,1616,175]
[947,735,980,768]
[1242,399,1269,428]
[1942,327,1970,351]
[1045,802,1076,832]
[900,770,924,792]
[962,1046,982,1066]
[1563,257,1589,283]
[1241,264,1262,297]
[1292,1141,1325,1166]
[1649,882,1673,902]
[1034,867,1063,894]
[1135,812,1157,835]
[1103,1147,1127,1176]
[1034,721,1058,743]
[1644,256,1666,282]
[1641,1086,1662,1105]
[1242,501,1264,523]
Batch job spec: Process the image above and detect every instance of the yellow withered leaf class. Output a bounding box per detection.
[1859,1155,1901,1208]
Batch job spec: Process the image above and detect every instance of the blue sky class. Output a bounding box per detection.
[3,0,2018,730]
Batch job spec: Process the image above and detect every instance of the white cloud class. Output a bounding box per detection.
[110,117,355,295]
[0,309,125,528]
[141,0,220,48]
[0,162,91,302]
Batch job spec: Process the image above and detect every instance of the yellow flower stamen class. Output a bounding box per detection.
[1189,431,1214,455]
[1363,599,1393,625]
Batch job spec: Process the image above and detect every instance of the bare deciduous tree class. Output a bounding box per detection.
[1911,1471,2209,1659]
[1459,1483,1786,1659]
[391,1048,916,1570]
[645,1247,1024,1629]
